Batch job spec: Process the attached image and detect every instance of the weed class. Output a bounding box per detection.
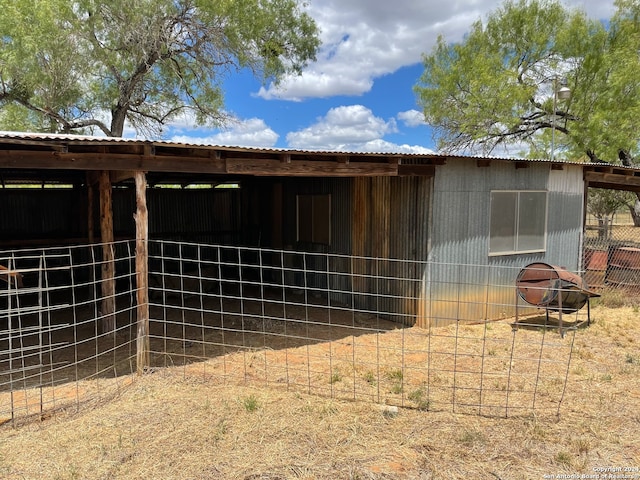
[625,353,637,364]
[459,429,485,446]
[527,420,547,440]
[572,365,586,376]
[385,369,403,381]
[385,369,404,394]
[390,383,403,394]
[214,418,228,441]
[319,403,338,417]
[596,289,626,309]
[600,373,612,382]
[408,387,430,410]
[241,394,260,412]
[575,347,594,361]
[573,437,590,454]
[362,371,376,385]
[330,370,343,384]
[554,451,573,467]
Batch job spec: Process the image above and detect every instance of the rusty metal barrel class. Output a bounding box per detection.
[516,262,599,313]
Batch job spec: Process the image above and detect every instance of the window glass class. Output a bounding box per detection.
[489,192,517,254]
[517,191,547,251]
[489,191,547,255]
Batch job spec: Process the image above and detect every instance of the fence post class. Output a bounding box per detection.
[98,170,116,337]
[134,170,150,374]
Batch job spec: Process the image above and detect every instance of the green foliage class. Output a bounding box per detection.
[362,370,376,385]
[588,188,631,218]
[554,451,573,466]
[415,0,640,163]
[0,0,320,137]
[407,387,430,410]
[241,394,260,412]
[385,369,404,394]
[458,429,485,446]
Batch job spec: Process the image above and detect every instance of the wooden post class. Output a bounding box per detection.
[98,170,116,337]
[134,171,150,374]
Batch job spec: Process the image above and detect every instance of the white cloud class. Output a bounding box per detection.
[286,104,432,153]
[170,118,279,148]
[258,0,616,101]
[398,109,427,127]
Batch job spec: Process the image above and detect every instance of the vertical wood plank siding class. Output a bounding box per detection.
[350,176,431,326]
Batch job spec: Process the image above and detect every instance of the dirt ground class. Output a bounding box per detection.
[0,301,638,480]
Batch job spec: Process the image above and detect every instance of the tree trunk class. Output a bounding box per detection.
[110,106,126,137]
[597,216,612,239]
[629,195,640,227]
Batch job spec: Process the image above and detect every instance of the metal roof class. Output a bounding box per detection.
[0,130,608,165]
[1,131,640,192]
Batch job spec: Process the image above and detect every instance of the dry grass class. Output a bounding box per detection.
[1,305,639,480]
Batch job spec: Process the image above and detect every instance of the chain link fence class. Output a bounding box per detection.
[584,211,640,301]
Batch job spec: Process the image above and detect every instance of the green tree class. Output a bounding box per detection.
[587,188,632,239]
[415,0,640,223]
[0,0,320,137]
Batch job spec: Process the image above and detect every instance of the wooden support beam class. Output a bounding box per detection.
[0,150,227,173]
[397,164,436,176]
[98,170,116,337]
[134,170,150,374]
[585,171,640,192]
[226,158,398,176]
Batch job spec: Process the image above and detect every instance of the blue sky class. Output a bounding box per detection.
[164,0,616,154]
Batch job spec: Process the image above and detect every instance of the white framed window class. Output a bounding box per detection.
[296,194,331,245]
[489,190,547,255]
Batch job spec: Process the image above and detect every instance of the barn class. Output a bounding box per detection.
[2,131,640,420]
[2,132,639,323]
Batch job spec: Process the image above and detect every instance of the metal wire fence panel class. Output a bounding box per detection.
[146,240,585,417]
[2,239,592,424]
[0,241,137,426]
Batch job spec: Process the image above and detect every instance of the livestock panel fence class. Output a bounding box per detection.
[1,240,594,426]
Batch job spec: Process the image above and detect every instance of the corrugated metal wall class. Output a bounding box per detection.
[351,176,432,325]
[0,187,242,247]
[278,176,431,325]
[425,159,584,327]
[0,189,87,243]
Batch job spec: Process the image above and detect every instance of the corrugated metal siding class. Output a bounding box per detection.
[545,168,584,268]
[279,176,431,326]
[348,177,432,325]
[423,159,584,327]
[136,189,240,244]
[0,189,87,241]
